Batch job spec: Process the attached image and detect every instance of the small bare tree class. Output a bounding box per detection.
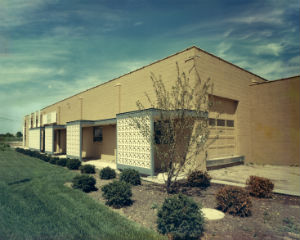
[133,62,213,193]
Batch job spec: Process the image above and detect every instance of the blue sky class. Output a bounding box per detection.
[0,0,299,134]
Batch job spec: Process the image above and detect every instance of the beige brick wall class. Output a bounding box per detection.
[40,48,196,124]
[193,48,265,163]
[250,77,300,165]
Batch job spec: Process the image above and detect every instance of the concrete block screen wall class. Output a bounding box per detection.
[66,123,81,159]
[116,110,154,175]
[22,46,300,173]
[45,126,54,153]
[28,128,41,151]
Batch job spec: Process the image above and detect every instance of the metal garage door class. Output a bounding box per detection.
[207,96,237,159]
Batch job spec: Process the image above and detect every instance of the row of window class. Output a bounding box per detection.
[209,118,234,127]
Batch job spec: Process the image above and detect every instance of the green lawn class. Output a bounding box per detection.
[0,148,165,240]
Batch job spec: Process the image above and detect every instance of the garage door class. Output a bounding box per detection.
[207,96,237,159]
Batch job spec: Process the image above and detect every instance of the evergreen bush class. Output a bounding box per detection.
[66,158,81,170]
[101,181,132,208]
[157,193,205,240]
[72,175,97,192]
[99,167,116,179]
[120,168,141,185]
[49,157,59,164]
[56,158,67,166]
[80,164,96,174]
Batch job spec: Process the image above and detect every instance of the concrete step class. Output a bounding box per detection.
[207,156,244,170]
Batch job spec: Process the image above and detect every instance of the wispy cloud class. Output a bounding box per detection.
[0,0,47,28]
[253,43,283,56]
[229,9,285,25]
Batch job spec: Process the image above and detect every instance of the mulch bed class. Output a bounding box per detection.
[83,171,300,240]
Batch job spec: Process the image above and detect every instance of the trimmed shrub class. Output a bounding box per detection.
[56,158,67,166]
[49,157,59,164]
[31,151,41,158]
[246,175,274,198]
[15,147,23,153]
[216,186,252,217]
[39,154,51,162]
[101,181,132,208]
[80,164,96,174]
[157,193,205,240]
[120,168,141,185]
[66,158,81,170]
[99,167,116,179]
[187,170,211,188]
[72,175,97,193]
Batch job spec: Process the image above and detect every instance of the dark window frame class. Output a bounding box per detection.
[217,119,225,126]
[208,118,216,126]
[226,120,234,127]
[93,126,103,142]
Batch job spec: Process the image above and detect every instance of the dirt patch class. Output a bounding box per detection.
[76,170,300,239]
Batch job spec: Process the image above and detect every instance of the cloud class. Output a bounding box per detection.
[254,43,283,56]
[247,57,300,80]
[133,21,143,26]
[0,66,64,85]
[0,0,48,28]
[229,9,285,25]
[216,42,232,58]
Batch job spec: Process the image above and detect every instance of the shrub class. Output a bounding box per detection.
[101,181,132,208]
[187,170,211,188]
[56,158,67,166]
[157,193,205,240]
[31,151,41,158]
[39,154,51,162]
[80,164,96,174]
[99,167,116,179]
[72,175,97,193]
[15,147,23,153]
[66,158,81,170]
[246,175,274,198]
[49,157,59,164]
[216,186,252,217]
[120,168,141,185]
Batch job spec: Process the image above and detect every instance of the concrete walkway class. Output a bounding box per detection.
[143,164,300,197]
[209,164,300,196]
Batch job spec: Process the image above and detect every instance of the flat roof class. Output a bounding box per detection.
[41,45,269,111]
[250,75,300,86]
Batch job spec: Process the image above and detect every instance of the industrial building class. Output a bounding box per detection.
[23,46,300,175]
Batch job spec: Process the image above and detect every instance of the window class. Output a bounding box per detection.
[154,121,174,144]
[226,120,234,127]
[93,127,103,142]
[217,119,225,126]
[208,118,216,126]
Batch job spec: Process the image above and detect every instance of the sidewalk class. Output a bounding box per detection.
[143,164,300,197]
[209,164,300,196]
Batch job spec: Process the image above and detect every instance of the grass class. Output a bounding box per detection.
[0,136,22,142]
[0,148,166,240]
